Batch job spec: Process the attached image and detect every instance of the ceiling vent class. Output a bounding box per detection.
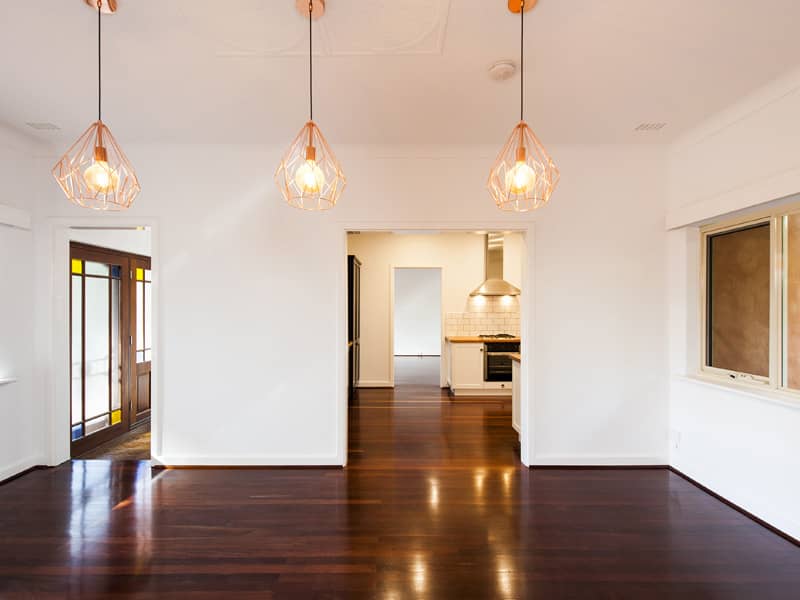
[635,122,667,132]
[26,122,60,131]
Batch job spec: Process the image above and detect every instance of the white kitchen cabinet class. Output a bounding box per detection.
[447,342,512,396]
[511,358,520,434]
[448,343,484,390]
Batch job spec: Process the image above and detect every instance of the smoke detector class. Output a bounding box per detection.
[488,60,517,82]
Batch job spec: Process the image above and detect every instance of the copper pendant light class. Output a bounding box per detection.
[275,1,345,211]
[53,0,140,211]
[488,0,558,212]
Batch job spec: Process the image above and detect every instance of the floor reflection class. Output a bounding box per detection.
[1,383,799,597]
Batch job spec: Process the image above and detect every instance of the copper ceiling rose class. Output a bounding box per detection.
[296,0,325,19]
[508,0,536,13]
[84,0,116,14]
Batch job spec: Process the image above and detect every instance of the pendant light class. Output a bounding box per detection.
[487,0,559,212]
[275,0,346,211]
[52,0,140,210]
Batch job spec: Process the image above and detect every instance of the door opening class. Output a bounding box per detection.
[342,226,532,467]
[393,267,442,387]
[69,241,152,458]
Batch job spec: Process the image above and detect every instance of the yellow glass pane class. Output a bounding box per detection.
[136,268,144,281]
[111,409,122,425]
[71,259,83,274]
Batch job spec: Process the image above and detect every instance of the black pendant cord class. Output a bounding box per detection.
[308,1,313,122]
[98,0,102,122]
[520,0,524,122]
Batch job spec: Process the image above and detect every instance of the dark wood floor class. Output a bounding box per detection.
[1,376,799,598]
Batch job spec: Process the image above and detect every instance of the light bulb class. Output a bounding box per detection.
[294,159,326,194]
[505,160,536,195]
[83,160,119,194]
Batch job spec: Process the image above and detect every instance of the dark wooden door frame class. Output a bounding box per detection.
[69,242,151,457]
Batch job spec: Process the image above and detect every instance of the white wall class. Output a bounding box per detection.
[530,145,669,465]
[667,68,800,539]
[393,267,441,356]
[27,141,668,469]
[0,126,44,481]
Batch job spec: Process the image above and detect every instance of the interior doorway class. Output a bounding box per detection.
[393,267,442,387]
[69,241,152,459]
[342,225,532,468]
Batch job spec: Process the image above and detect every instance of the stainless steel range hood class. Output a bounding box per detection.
[469,233,521,296]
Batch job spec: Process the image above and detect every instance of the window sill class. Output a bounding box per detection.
[675,374,800,410]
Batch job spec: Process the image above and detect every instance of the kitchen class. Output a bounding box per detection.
[347,230,524,438]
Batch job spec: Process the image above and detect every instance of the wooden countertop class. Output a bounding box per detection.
[446,336,521,343]
[507,353,521,362]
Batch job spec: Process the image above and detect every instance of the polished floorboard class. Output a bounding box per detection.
[1,377,799,598]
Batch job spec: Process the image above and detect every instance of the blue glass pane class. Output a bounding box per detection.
[111,265,122,279]
[71,424,84,441]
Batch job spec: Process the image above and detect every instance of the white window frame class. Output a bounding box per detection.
[699,206,800,400]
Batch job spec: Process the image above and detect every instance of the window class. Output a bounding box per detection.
[135,267,152,364]
[705,223,771,378]
[70,257,123,441]
[702,208,800,395]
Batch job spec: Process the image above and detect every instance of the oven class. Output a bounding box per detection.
[483,341,520,382]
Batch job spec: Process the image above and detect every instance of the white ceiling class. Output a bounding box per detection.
[2,0,799,146]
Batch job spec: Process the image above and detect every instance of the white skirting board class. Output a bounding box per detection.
[151,454,345,467]
[0,456,44,484]
[356,381,394,388]
[532,454,669,466]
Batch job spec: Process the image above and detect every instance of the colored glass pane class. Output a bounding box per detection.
[111,410,122,425]
[71,259,82,274]
[136,268,144,281]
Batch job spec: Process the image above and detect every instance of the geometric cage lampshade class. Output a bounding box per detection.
[52,120,141,211]
[274,120,346,211]
[487,120,560,213]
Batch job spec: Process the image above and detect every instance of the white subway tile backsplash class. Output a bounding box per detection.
[445,296,520,337]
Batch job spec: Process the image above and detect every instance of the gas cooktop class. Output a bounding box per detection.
[479,333,517,339]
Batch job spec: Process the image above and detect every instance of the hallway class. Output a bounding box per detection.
[393,355,441,387]
[0,389,798,598]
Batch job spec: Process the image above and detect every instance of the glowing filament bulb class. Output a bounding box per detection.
[83,146,119,194]
[294,145,326,194]
[505,160,536,195]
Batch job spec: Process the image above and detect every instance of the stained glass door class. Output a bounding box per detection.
[131,257,152,424]
[70,244,130,456]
